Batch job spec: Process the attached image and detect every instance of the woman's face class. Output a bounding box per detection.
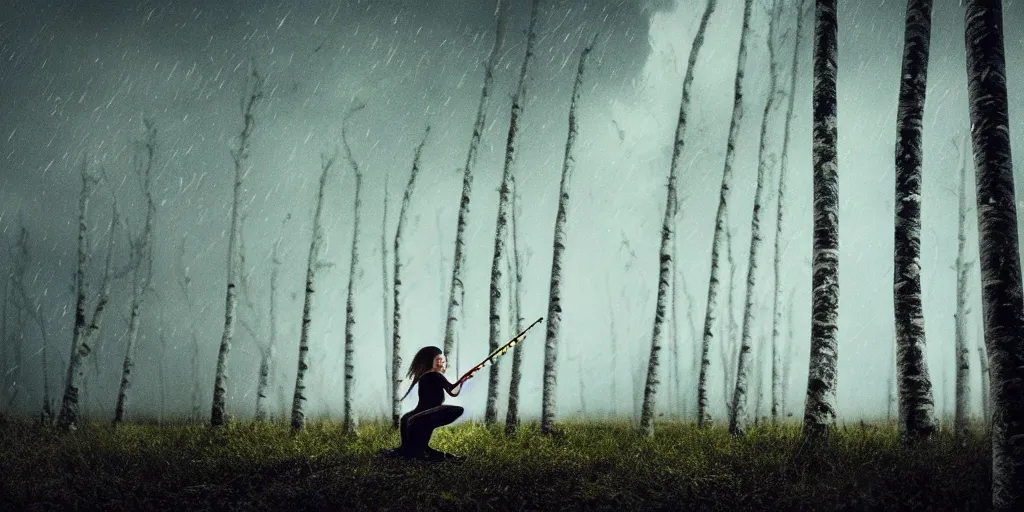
[432,354,447,373]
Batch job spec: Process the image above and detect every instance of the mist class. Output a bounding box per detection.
[1,0,1021,426]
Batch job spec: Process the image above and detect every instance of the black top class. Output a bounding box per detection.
[414,371,457,411]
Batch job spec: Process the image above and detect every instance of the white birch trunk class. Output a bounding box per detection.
[291,154,335,431]
[57,163,116,431]
[505,180,525,434]
[212,68,263,428]
[771,0,809,423]
[953,135,973,438]
[444,0,507,359]
[392,127,429,428]
[964,0,1024,506]
[977,341,989,425]
[341,105,365,434]
[114,120,157,425]
[487,0,539,427]
[380,180,391,403]
[722,224,739,418]
[255,216,286,422]
[803,0,840,439]
[541,39,593,435]
[730,0,780,436]
[693,0,749,429]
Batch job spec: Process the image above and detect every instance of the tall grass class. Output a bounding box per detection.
[0,415,989,511]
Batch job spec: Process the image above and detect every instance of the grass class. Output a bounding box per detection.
[0,415,991,511]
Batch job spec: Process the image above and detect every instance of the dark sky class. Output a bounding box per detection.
[1,0,1022,424]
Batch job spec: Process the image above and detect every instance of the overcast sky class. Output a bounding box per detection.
[1,0,1022,425]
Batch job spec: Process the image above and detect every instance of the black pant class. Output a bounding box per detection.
[399,405,464,457]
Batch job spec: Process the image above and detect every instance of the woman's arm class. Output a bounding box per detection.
[442,374,463,397]
[436,372,471,397]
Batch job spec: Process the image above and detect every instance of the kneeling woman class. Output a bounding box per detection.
[396,346,471,461]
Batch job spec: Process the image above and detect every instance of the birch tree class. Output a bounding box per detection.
[952,135,974,438]
[721,225,739,417]
[211,66,264,428]
[114,119,158,425]
[541,39,593,435]
[892,0,937,442]
[639,0,718,436]
[291,153,336,431]
[963,0,1024,506]
[977,340,990,425]
[695,0,753,429]
[391,127,429,428]
[730,0,782,436]
[57,159,117,431]
[802,0,840,439]
[379,179,391,400]
[771,0,809,423]
[444,0,507,358]
[341,104,366,434]
[253,215,288,422]
[505,176,526,434]
[486,0,540,426]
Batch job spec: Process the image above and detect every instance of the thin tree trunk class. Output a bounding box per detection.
[541,39,594,436]
[341,105,366,434]
[291,154,336,431]
[380,179,391,401]
[952,136,973,439]
[58,160,94,430]
[639,21,695,431]
[730,0,781,436]
[893,0,937,442]
[964,0,1024,505]
[256,215,287,422]
[444,0,507,359]
[782,286,797,417]
[487,0,540,427]
[113,287,143,424]
[722,225,739,418]
[695,0,750,429]
[114,120,157,425]
[978,341,990,425]
[671,233,682,418]
[803,0,840,439]
[505,178,525,434]
[887,353,896,421]
[57,164,116,431]
[392,127,429,428]
[39,317,52,426]
[681,269,700,401]
[211,67,264,428]
[772,0,809,423]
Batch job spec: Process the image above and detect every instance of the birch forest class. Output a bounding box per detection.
[2,0,1023,507]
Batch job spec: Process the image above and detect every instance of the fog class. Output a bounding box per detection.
[1,0,1022,425]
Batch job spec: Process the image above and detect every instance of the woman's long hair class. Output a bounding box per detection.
[399,346,443,401]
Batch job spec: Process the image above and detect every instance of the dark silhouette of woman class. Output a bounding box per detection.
[390,346,471,461]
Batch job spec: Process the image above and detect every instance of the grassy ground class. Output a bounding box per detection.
[0,415,990,511]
